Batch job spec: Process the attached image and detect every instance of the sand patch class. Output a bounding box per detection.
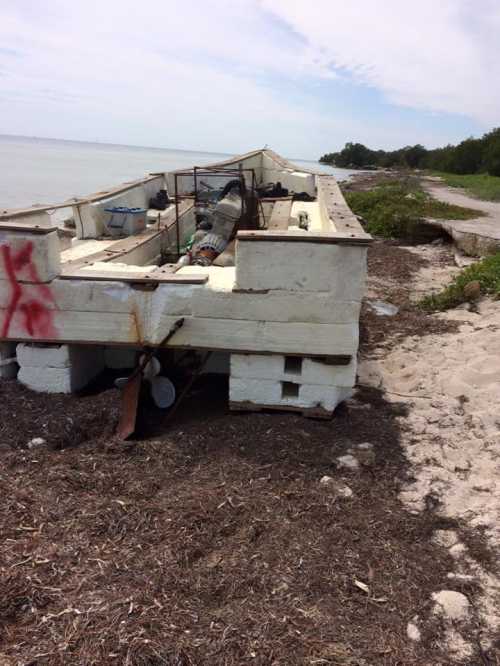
[359,249,500,656]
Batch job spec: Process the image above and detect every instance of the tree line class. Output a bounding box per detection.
[319,128,500,175]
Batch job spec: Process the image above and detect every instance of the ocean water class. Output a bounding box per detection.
[0,134,355,210]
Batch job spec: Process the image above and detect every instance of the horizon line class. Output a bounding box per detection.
[0,132,322,164]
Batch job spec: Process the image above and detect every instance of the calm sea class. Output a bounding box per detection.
[0,134,356,209]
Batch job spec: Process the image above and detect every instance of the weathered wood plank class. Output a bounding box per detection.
[61,250,119,272]
[102,228,163,254]
[237,229,372,243]
[267,197,292,230]
[0,220,58,233]
[317,175,369,238]
[229,400,333,419]
[58,269,207,284]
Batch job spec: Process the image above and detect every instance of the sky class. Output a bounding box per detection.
[0,0,498,159]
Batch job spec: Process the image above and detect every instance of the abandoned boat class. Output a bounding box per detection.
[0,149,371,418]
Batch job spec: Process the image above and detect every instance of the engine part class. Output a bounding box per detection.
[116,318,184,440]
[191,233,227,266]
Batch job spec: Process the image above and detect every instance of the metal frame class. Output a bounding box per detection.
[173,165,257,258]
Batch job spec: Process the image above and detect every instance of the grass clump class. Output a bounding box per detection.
[434,172,500,201]
[345,180,483,239]
[420,253,500,311]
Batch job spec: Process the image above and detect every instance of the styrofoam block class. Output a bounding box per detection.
[70,279,139,313]
[2,309,137,344]
[152,315,359,355]
[0,230,61,282]
[229,376,352,412]
[150,283,199,318]
[0,342,18,379]
[0,279,199,316]
[193,288,361,324]
[230,353,357,387]
[4,292,358,356]
[17,343,71,368]
[18,366,74,393]
[235,241,367,297]
[231,354,284,378]
[230,377,282,404]
[18,345,104,393]
[302,357,357,386]
[104,346,138,369]
[300,383,353,411]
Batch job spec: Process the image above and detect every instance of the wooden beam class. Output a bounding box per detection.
[58,269,208,284]
[0,220,58,234]
[237,229,372,244]
[229,400,333,419]
[317,175,369,238]
[267,197,293,230]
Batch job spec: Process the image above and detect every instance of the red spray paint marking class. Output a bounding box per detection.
[1,241,57,339]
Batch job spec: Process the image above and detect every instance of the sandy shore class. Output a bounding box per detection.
[360,243,500,660]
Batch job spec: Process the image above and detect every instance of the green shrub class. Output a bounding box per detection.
[420,253,500,311]
[345,181,483,239]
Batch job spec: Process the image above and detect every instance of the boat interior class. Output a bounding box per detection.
[0,149,367,287]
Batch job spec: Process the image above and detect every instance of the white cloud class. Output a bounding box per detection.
[0,0,344,156]
[0,0,497,156]
[261,0,500,127]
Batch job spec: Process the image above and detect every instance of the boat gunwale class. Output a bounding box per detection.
[0,149,371,241]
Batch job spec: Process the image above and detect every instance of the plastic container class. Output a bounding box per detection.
[104,207,147,237]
